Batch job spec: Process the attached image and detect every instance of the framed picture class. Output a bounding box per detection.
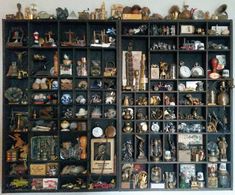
[180,25,195,34]
[216,54,226,70]
[91,138,115,174]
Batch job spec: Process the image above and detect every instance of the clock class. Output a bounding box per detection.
[92,126,104,138]
[179,61,191,78]
[191,63,204,77]
[151,122,160,132]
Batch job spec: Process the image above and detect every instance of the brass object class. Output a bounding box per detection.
[139,54,146,91]
[80,136,87,160]
[151,139,162,161]
[151,166,162,183]
[217,81,229,105]
[122,122,133,133]
[136,135,147,161]
[218,137,228,161]
[214,4,228,20]
[16,3,24,19]
[179,2,192,19]
[122,109,133,120]
[168,5,180,20]
[53,51,59,76]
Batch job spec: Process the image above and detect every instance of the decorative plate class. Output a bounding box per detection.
[5,87,23,103]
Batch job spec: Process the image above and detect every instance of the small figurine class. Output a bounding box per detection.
[136,135,147,161]
[33,32,40,46]
[56,7,69,20]
[9,133,25,148]
[137,171,147,189]
[151,138,162,161]
[16,3,24,19]
[122,140,133,161]
[218,136,228,161]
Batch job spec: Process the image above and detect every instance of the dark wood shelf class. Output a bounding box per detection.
[2,19,233,192]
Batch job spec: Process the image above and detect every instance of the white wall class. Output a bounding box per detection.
[0,0,234,194]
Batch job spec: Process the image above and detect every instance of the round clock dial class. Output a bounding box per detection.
[151,122,160,132]
[180,66,191,78]
[92,126,104,138]
[191,64,204,77]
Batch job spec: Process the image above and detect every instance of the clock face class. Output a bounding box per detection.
[180,66,191,78]
[92,126,103,138]
[191,66,204,77]
[151,122,160,132]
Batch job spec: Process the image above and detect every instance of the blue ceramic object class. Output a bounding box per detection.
[61,94,72,105]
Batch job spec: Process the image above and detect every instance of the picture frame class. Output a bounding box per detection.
[180,25,195,34]
[91,138,115,174]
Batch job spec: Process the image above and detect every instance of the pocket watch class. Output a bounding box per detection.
[105,125,116,138]
[151,122,160,132]
[92,126,104,138]
[191,63,204,77]
[179,61,191,78]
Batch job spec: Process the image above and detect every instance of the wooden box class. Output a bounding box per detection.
[122,14,142,20]
[30,164,46,175]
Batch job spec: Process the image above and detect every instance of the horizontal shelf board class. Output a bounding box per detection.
[60,46,88,49]
[178,78,207,80]
[178,50,206,53]
[150,50,177,53]
[207,49,230,52]
[29,175,59,178]
[31,89,58,92]
[5,76,28,80]
[178,119,206,122]
[60,130,87,133]
[179,91,207,93]
[207,35,230,37]
[178,35,207,37]
[150,35,178,38]
[29,76,58,79]
[6,104,28,106]
[30,160,59,163]
[30,118,58,120]
[6,46,29,49]
[30,46,58,49]
[121,35,148,38]
[60,174,87,178]
[31,104,59,106]
[89,46,116,50]
[207,105,231,107]
[150,79,177,81]
[178,105,206,107]
[59,159,87,163]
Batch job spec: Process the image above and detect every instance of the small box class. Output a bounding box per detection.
[30,164,46,175]
[121,182,130,189]
[122,14,142,20]
[178,150,191,162]
[151,64,159,79]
